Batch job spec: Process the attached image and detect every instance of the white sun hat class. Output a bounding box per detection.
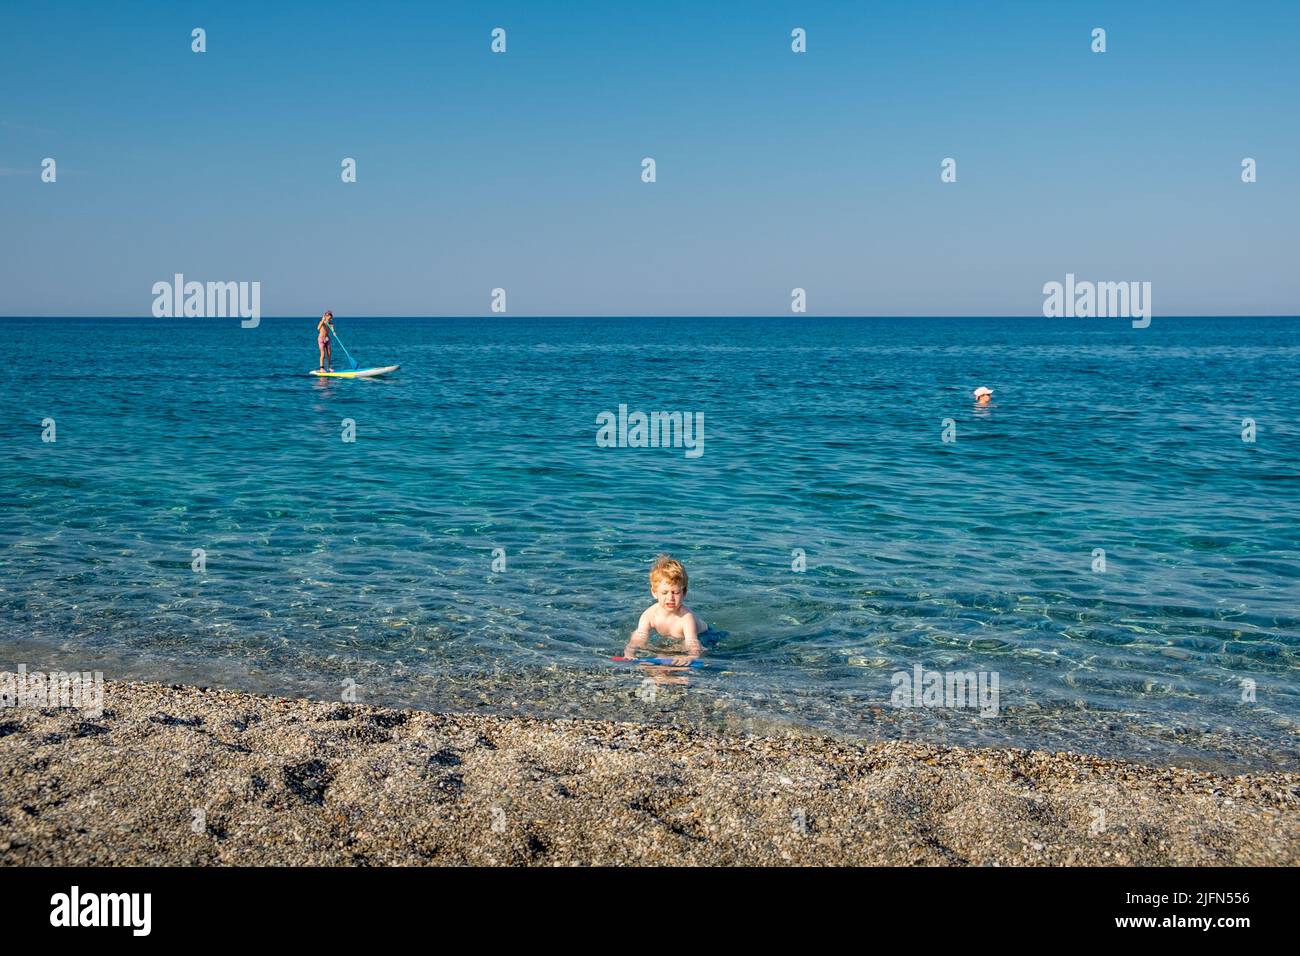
[973,386,993,398]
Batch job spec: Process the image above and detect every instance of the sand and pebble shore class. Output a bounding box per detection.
[1,678,1296,866]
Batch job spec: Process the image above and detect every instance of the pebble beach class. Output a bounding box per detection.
[1,678,1296,866]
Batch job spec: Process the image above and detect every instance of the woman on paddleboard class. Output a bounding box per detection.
[316,311,334,372]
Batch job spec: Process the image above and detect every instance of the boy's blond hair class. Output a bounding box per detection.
[649,554,688,592]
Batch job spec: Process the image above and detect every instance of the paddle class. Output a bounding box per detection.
[329,325,361,371]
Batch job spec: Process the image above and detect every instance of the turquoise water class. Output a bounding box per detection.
[2,316,1298,771]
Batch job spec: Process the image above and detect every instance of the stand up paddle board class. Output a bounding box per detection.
[310,365,400,379]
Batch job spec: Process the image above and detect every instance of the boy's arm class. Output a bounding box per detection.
[675,613,703,664]
[623,608,652,658]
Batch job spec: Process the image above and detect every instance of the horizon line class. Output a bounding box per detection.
[3,314,1298,321]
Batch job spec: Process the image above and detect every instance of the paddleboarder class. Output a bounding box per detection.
[316,311,335,372]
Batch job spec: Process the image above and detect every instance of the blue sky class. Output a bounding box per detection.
[1,0,1297,316]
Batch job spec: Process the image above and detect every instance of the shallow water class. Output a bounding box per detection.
[2,316,1298,771]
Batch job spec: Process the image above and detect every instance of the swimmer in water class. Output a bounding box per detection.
[973,386,993,405]
[623,554,709,666]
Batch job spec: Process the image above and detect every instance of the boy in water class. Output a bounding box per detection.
[623,555,709,664]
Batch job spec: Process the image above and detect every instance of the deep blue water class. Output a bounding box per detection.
[2,316,1298,770]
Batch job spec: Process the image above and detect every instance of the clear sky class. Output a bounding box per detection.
[1,0,1297,316]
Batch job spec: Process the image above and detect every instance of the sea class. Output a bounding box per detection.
[1,315,1297,772]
